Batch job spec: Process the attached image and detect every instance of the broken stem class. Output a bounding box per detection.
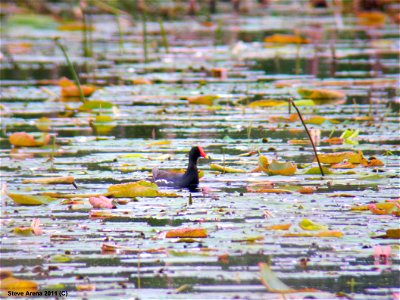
[290,99,324,176]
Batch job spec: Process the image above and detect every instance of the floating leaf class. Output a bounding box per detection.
[7,193,57,206]
[59,77,96,97]
[357,11,386,27]
[35,117,52,131]
[78,100,113,112]
[264,34,309,44]
[187,95,218,106]
[340,129,359,145]
[373,229,400,239]
[317,151,363,164]
[361,156,385,167]
[9,132,50,147]
[351,201,400,212]
[119,153,145,159]
[247,187,293,194]
[314,231,343,238]
[259,263,318,293]
[76,284,96,291]
[331,161,355,169]
[269,114,299,123]
[303,166,332,175]
[283,231,343,238]
[107,181,178,198]
[0,276,38,293]
[299,219,328,231]
[89,196,115,209]
[257,155,269,172]
[58,21,94,31]
[90,210,118,219]
[323,137,344,145]
[292,100,316,106]
[305,116,330,125]
[12,219,42,236]
[288,139,310,145]
[22,176,75,185]
[91,115,115,134]
[298,88,345,100]
[61,85,96,98]
[164,228,207,238]
[265,223,292,230]
[259,263,295,292]
[248,100,286,107]
[282,233,313,237]
[132,78,153,85]
[50,254,71,263]
[266,160,297,176]
[232,236,264,243]
[210,163,246,173]
[298,187,316,194]
[7,14,57,29]
[249,100,314,108]
[210,68,227,79]
[147,140,171,147]
[386,229,400,239]
[13,226,34,236]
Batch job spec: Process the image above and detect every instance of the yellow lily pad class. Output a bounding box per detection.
[7,193,57,205]
[107,181,178,198]
[317,151,364,164]
[264,34,309,44]
[298,88,345,100]
[77,100,113,112]
[299,218,328,231]
[187,95,218,106]
[210,163,246,173]
[266,160,297,176]
[9,132,51,147]
[0,276,38,293]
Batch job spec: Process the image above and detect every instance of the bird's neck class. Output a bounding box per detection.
[185,158,198,174]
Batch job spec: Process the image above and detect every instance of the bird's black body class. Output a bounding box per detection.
[152,146,207,189]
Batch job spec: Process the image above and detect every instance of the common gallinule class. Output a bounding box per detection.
[152,146,207,189]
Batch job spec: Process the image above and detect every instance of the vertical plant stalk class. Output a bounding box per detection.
[49,134,56,171]
[87,10,94,57]
[137,252,141,289]
[115,14,124,54]
[274,51,281,74]
[290,99,324,176]
[329,31,337,77]
[159,17,169,54]
[142,12,148,64]
[368,89,372,118]
[188,193,193,205]
[54,37,86,103]
[214,20,223,46]
[295,43,301,75]
[247,121,253,139]
[81,5,92,57]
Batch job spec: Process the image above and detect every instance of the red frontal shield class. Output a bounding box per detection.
[198,146,207,158]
